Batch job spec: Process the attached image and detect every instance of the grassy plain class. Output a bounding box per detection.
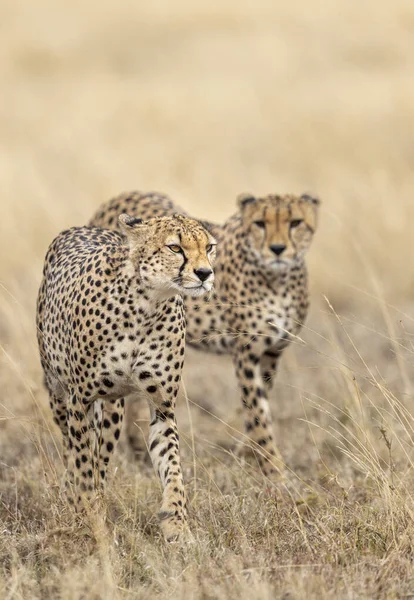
[1,0,414,597]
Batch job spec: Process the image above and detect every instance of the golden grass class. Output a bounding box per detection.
[1,0,414,597]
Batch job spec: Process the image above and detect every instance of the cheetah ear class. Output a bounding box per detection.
[301,193,321,206]
[237,193,257,210]
[119,214,144,229]
[199,220,216,236]
[118,213,150,243]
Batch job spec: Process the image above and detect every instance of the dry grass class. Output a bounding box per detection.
[1,0,414,597]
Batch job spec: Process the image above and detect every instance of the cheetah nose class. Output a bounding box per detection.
[194,268,213,282]
[270,244,286,257]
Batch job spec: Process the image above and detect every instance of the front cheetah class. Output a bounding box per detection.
[36,214,216,540]
[90,192,320,477]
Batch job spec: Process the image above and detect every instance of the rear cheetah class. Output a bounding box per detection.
[90,192,320,477]
[36,214,216,540]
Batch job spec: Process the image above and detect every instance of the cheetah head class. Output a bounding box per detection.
[237,193,320,270]
[119,214,217,299]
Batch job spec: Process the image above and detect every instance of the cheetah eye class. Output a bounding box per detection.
[167,244,182,253]
[290,219,304,228]
[254,220,266,229]
[206,244,216,253]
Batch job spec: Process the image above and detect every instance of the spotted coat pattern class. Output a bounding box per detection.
[37,214,216,540]
[89,192,320,477]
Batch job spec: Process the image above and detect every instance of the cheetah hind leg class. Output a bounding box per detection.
[44,372,72,490]
[65,391,108,511]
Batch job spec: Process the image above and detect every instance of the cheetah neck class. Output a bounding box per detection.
[110,261,176,319]
[259,257,308,289]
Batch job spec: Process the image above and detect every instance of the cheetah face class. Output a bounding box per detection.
[237,193,320,270]
[119,214,217,299]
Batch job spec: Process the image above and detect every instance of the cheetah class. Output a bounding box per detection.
[89,191,320,477]
[36,214,216,540]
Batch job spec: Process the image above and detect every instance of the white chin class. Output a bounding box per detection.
[152,287,181,301]
[182,285,211,298]
[268,259,291,270]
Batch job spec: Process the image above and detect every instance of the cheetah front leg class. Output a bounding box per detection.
[124,392,149,461]
[234,348,283,478]
[94,397,125,492]
[261,350,281,394]
[134,368,187,542]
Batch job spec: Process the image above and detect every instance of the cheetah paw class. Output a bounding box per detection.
[159,510,190,543]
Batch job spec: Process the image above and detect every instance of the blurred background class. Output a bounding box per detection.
[2,2,414,595]
[2,0,414,301]
[1,0,414,481]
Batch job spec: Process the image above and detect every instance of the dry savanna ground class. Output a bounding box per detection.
[1,0,414,598]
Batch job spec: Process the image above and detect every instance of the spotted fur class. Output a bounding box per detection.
[36,214,216,540]
[89,191,320,477]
